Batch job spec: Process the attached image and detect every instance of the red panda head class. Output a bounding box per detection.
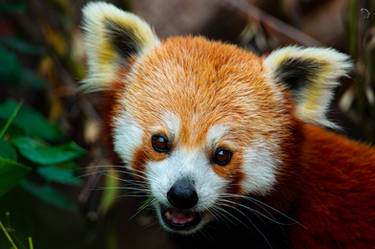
[82,2,351,234]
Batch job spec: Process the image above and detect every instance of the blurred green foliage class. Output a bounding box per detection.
[0,3,87,249]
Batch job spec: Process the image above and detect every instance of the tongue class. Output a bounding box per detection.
[165,208,194,224]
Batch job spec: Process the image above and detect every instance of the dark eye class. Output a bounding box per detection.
[151,133,169,153]
[213,147,233,166]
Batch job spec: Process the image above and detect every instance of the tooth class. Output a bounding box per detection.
[165,211,172,220]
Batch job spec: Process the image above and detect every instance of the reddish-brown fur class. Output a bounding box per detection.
[99,37,375,248]
[289,124,375,249]
[121,37,293,186]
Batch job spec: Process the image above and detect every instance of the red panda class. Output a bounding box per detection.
[81,2,375,249]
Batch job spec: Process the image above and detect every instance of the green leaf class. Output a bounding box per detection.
[58,161,80,171]
[0,158,31,197]
[0,41,44,90]
[20,69,45,90]
[0,3,27,13]
[12,136,86,165]
[0,101,22,139]
[20,180,77,212]
[37,166,80,185]
[0,140,17,161]
[0,99,65,141]
[0,37,43,55]
[0,45,21,84]
[0,120,25,137]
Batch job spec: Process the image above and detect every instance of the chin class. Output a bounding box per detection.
[154,202,214,235]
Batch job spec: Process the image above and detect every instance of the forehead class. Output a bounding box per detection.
[122,37,286,147]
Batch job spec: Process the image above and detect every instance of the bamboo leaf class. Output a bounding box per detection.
[0,158,31,197]
[0,99,65,141]
[0,101,22,139]
[37,166,80,185]
[0,140,18,161]
[0,3,26,13]
[20,180,77,212]
[12,136,86,165]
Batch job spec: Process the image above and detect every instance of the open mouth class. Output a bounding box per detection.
[160,205,202,231]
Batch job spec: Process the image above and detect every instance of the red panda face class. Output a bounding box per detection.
[111,37,294,233]
[82,2,351,234]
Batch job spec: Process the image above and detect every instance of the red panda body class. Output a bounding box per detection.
[81,2,375,249]
[290,124,375,249]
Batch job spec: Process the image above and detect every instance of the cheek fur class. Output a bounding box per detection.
[211,150,244,194]
[113,111,169,173]
[131,136,168,177]
[240,143,280,196]
[131,147,148,178]
[112,111,143,165]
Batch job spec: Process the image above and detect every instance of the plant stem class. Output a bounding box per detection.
[138,196,154,211]
[0,101,23,139]
[348,0,359,59]
[0,220,18,249]
[28,237,34,249]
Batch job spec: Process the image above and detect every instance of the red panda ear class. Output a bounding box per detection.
[264,46,352,128]
[81,2,159,92]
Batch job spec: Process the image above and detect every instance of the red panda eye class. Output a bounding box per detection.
[213,147,233,166]
[151,133,169,153]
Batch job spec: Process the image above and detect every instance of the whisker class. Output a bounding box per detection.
[78,169,146,181]
[86,172,151,195]
[217,202,273,249]
[220,189,277,221]
[219,199,292,226]
[102,173,144,186]
[125,167,161,183]
[117,194,152,198]
[84,164,127,169]
[208,206,234,229]
[91,186,149,192]
[79,166,152,182]
[212,205,250,229]
[220,193,304,228]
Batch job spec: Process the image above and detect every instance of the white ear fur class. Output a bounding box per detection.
[264,46,352,128]
[81,1,159,91]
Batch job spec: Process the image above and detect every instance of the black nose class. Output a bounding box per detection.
[167,178,198,209]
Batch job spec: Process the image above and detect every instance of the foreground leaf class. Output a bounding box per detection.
[0,37,43,55]
[0,45,21,84]
[0,158,31,197]
[0,140,17,161]
[37,166,80,185]
[12,136,86,165]
[0,99,65,141]
[19,69,45,90]
[20,180,77,212]
[0,101,22,139]
[0,3,27,13]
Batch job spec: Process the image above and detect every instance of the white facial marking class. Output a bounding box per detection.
[112,111,143,165]
[241,142,280,196]
[146,148,228,211]
[158,112,181,137]
[206,124,230,148]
